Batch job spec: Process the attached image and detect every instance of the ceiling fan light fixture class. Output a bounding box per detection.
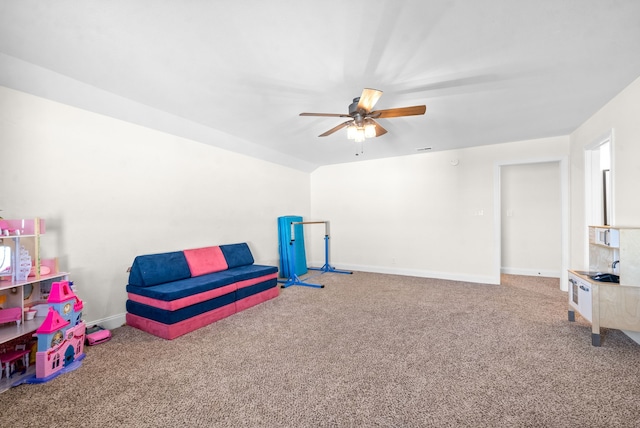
[347,125,357,140]
[364,122,376,138]
[355,128,365,142]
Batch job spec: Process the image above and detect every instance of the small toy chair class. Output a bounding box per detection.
[0,344,30,379]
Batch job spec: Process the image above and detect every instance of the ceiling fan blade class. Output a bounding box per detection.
[371,119,388,137]
[300,112,351,117]
[356,88,383,113]
[370,105,426,118]
[319,120,353,137]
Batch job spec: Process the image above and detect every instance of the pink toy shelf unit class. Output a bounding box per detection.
[17,280,86,385]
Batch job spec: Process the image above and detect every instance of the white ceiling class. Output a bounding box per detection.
[1,0,640,172]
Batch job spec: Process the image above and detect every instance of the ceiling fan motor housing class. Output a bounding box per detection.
[348,97,361,116]
[348,97,366,126]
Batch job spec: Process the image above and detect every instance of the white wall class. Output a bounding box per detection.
[570,76,640,268]
[0,86,310,328]
[309,136,569,284]
[501,162,562,277]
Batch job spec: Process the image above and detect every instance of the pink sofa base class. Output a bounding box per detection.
[125,287,279,340]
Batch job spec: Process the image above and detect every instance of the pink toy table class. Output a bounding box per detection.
[0,349,30,379]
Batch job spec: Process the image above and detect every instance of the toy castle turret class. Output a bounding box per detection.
[45,279,83,328]
[32,280,86,381]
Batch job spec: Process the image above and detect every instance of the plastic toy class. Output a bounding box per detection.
[0,345,30,379]
[0,307,22,325]
[85,325,111,345]
[13,280,86,386]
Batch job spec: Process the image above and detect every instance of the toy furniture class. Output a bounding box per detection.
[85,325,111,345]
[0,307,22,325]
[568,226,640,346]
[125,243,279,340]
[0,345,30,379]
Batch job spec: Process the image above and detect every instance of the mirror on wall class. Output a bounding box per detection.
[586,137,612,227]
[603,169,611,225]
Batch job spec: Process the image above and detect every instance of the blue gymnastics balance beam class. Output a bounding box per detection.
[278,220,352,289]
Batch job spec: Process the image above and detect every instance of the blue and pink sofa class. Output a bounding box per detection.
[125,243,279,339]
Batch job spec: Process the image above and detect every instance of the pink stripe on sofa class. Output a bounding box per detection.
[183,246,228,277]
[127,283,237,311]
[235,272,278,290]
[235,287,279,312]
[126,303,237,340]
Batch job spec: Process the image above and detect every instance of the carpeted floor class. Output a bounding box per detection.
[1,272,639,427]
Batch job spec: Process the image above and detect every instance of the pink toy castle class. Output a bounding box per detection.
[32,280,86,381]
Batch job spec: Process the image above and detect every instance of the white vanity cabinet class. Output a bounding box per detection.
[568,273,592,323]
[569,226,640,346]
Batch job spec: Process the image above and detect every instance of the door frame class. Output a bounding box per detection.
[493,156,569,290]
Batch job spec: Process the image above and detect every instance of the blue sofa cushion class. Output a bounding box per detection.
[218,264,278,282]
[128,251,191,287]
[126,271,236,301]
[236,278,278,300]
[220,243,255,269]
[126,292,236,325]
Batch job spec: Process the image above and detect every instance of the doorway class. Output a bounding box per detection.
[494,157,569,290]
[501,162,562,277]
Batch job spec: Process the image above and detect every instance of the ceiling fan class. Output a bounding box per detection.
[299,88,426,142]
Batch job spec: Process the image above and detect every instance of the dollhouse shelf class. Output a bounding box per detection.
[0,271,69,292]
[0,274,68,343]
[0,316,46,346]
[0,218,68,346]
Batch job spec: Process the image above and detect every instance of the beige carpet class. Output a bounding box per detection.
[1,272,639,427]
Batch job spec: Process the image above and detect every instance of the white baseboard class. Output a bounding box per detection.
[85,312,126,331]
[500,267,561,278]
[306,262,499,285]
[622,330,640,346]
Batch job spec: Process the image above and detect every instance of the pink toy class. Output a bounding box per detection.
[85,326,111,346]
[0,346,30,379]
[29,280,86,382]
[0,219,13,235]
[0,307,22,325]
[28,265,51,277]
[0,218,46,235]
